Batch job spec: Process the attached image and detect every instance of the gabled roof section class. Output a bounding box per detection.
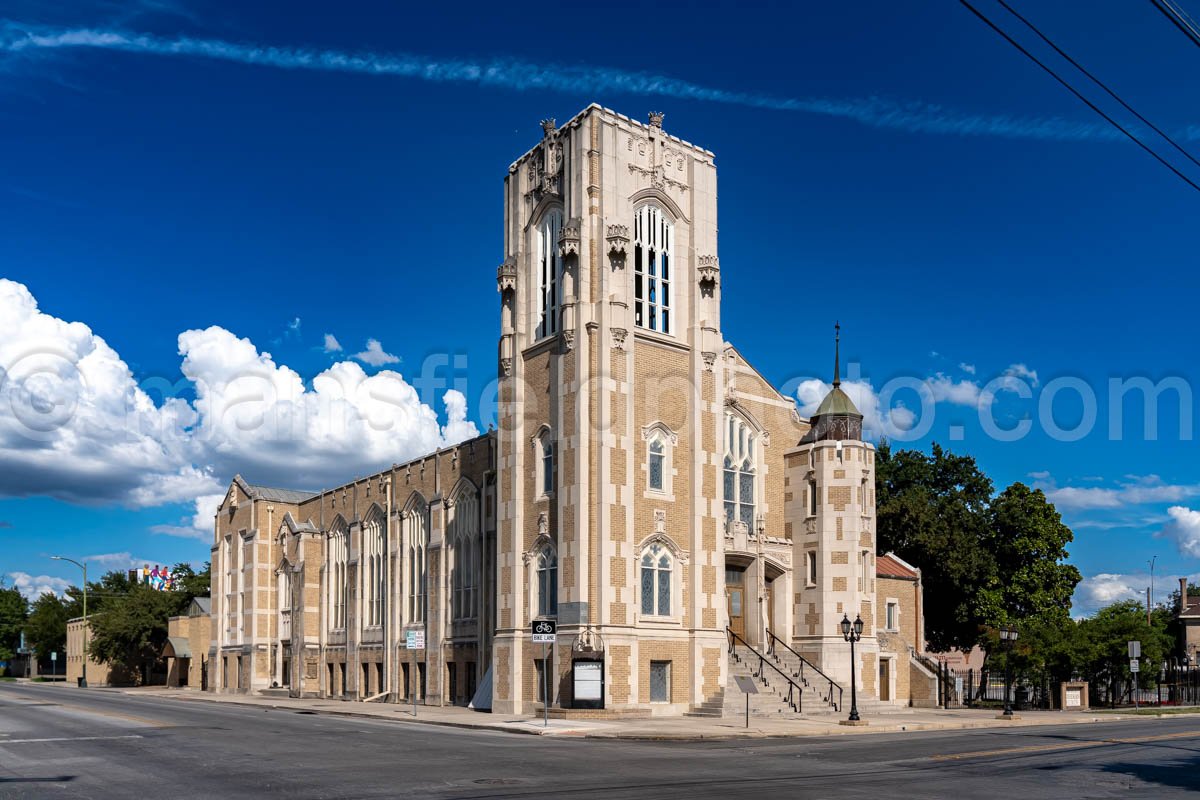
[724,343,802,410]
[231,474,317,505]
[877,552,920,580]
[189,596,211,616]
[280,511,320,535]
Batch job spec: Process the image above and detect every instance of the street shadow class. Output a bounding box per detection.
[1098,758,1200,792]
[0,776,76,783]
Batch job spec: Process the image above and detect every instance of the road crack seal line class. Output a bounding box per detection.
[931,729,1200,761]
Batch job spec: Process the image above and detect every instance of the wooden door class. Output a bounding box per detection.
[879,658,891,701]
[725,567,745,639]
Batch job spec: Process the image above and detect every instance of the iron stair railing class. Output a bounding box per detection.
[766,629,843,713]
[727,628,804,713]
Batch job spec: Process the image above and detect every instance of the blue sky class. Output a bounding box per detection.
[1,0,1197,613]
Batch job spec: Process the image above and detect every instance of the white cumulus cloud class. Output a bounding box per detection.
[7,571,71,600]
[1161,506,1200,558]
[0,278,218,507]
[0,280,480,539]
[322,333,342,353]
[1073,573,1143,616]
[352,338,399,367]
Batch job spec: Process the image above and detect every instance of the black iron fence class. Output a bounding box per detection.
[926,659,1200,710]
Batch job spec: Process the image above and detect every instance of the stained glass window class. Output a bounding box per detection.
[648,438,665,491]
[650,661,670,702]
[640,543,672,616]
[724,415,757,528]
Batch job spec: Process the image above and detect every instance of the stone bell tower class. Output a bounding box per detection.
[492,105,727,715]
[784,325,879,692]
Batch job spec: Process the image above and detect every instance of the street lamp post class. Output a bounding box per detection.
[1000,626,1019,717]
[50,556,87,688]
[841,614,864,723]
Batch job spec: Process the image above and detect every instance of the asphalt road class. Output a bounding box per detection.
[1,682,1197,799]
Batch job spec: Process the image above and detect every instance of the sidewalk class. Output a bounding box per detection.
[116,686,1159,740]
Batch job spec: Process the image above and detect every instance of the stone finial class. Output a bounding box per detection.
[648,111,665,129]
[541,118,557,137]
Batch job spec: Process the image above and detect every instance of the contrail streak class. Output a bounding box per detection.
[1,25,1125,143]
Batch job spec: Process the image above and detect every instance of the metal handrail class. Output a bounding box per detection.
[766,629,843,713]
[727,628,803,713]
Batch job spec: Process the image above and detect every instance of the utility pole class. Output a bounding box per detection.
[1147,556,1156,626]
[50,556,87,688]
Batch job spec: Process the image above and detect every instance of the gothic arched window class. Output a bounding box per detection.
[640,543,673,617]
[723,414,757,529]
[536,429,555,497]
[634,205,673,335]
[328,522,348,630]
[537,546,558,618]
[407,501,428,623]
[363,511,384,627]
[451,488,479,621]
[536,209,563,340]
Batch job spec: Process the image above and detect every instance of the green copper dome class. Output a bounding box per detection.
[813,384,862,419]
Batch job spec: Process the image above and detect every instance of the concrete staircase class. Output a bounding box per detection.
[687,633,898,720]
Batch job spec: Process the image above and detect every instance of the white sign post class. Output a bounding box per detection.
[1129,641,1141,711]
[406,630,425,717]
[531,620,557,727]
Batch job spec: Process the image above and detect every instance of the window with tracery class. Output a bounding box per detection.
[640,543,672,617]
[723,415,757,529]
[363,512,384,627]
[407,502,428,623]
[537,546,558,618]
[536,209,563,339]
[451,489,479,621]
[633,205,672,335]
[328,523,348,630]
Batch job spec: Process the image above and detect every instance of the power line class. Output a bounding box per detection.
[960,0,1200,194]
[1149,0,1200,49]
[997,0,1200,171]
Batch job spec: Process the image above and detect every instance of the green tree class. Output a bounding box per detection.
[25,592,73,666]
[171,562,211,602]
[88,582,189,684]
[977,482,1081,628]
[875,441,996,651]
[1076,600,1172,705]
[0,583,28,662]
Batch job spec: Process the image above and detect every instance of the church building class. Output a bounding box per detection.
[204,104,935,717]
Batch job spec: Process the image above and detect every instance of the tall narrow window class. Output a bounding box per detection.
[451,488,479,621]
[648,437,665,492]
[328,523,348,630]
[723,414,756,529]
[537,547,558,617]
[364,512,384,627]
[807,551,818,587]
[633,205,673,335]
[407,501,428,623]
[536,210,563,339]
[538,431,555,497]
[640,543,672,616]
[808,479,818,517]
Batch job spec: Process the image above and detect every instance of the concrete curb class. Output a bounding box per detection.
[140,690,1147,741]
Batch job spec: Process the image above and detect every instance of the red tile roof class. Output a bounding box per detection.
[877,553,920,580]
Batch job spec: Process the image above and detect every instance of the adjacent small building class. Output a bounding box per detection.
[65,617,120,687]
[1178,578,1200,663]
[164,597,213,689]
